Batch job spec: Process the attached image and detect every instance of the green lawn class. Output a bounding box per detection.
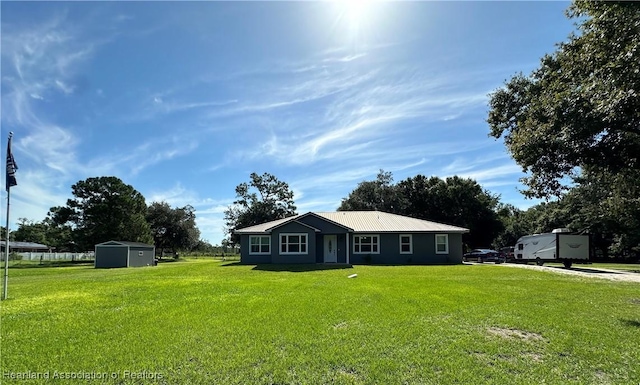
[1,260,639,385]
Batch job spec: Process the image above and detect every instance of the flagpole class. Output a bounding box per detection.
[3,131,16,301]
[3,186,10,300]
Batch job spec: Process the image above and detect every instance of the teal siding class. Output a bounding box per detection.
[129,246,155,267]
[349,233,463,265]
[95,246,128,268]
[237,216,464,265]
[240,221,318,264]
[271,222,316,264]
[240,234,271,264]
[298,215,349,234]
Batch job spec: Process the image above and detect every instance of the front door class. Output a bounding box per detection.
[324,235,337,263]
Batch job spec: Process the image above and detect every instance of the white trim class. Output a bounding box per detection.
[399,234,413,254]
[249,235,271,255]
[296,212,355,231]
[346,234,350,264]
[353,234,380,255]
[323,235,337,263]
[265,219,321,233]
[279,233,309,255]
[435,234,449,254]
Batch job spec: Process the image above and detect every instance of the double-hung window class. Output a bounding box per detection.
[280,234,308,254]
[353,235,380,254]
[399,234,413,254]
[249,236,270,255]
[435,234,449,254]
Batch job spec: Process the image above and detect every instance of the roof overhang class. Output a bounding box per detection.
[265,219,321,233]
[298,212,354,232]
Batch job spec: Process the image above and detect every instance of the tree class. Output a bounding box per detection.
[0,226,14,241]
[43,207,74,251]
[338,170,404,212]
[487,1,640,257]
[488,1,640,198]
[491,205,524,250]
[398,175,503,249]
[224,173,297,244]
[50,176,152,250]
[339,172,504,248]
[12,218,48,244]
[147,202,200,257]
[562,171,640,259]
[10,216,73,251]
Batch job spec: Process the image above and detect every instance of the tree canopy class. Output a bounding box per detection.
[487,1,640,257]
[337,170,401,212]
[339,171,503,249]
[224,172,297,244]
[50,176,153,250]
[487,1,640,198]
[147,202,200,257]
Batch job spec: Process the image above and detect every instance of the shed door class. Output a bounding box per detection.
[324,235,337,263]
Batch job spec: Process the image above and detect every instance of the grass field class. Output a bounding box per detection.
[1,260,639,384]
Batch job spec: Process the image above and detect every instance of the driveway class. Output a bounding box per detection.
[497,262,640,283]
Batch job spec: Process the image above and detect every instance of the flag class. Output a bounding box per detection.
[6,133,17,191]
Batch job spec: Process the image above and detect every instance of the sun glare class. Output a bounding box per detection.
[329,0,384,51]
[344,0,371,27]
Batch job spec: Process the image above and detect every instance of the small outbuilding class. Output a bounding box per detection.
[1,240,52,253]
[94,241,156,268]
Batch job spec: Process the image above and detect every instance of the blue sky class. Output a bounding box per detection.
[1,1,574,244]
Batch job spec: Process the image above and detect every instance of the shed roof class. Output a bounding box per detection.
[0,240,51,249]
[96,241,155,248]
[235,211,469,234]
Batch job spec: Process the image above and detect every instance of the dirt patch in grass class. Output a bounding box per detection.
[487,327,547,342]
[521,352,544,362]
[468,350,544,364]
[332,321,350,330]
[630,298,640,305]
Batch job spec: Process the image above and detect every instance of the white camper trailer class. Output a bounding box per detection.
[514,229,590,268]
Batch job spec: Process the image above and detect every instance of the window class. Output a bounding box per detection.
[353,235,380,254]
[280,233,308,254]
[399,234,413,254]
[435,234,448,254]
[249,236,270,255]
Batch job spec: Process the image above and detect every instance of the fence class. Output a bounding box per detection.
[16,252,95,262]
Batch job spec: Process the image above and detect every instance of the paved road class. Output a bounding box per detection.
[497,262,640,283]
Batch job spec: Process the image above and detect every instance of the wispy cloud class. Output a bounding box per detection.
[1,12,204,226]
[215,49,493,168]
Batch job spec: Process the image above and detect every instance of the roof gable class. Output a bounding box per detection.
[265,219,321,233]
[297,212,354,231]
[233,215,300,234]
[97,240,155,247]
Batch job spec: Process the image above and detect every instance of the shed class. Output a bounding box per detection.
[95,241,156,268]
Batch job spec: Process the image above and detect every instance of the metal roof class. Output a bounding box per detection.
[235,211,469,234]
[0,240,51,249]
[96,241,155,248]
[235,216,296,233]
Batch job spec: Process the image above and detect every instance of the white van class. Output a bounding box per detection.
[514,229,590,268]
